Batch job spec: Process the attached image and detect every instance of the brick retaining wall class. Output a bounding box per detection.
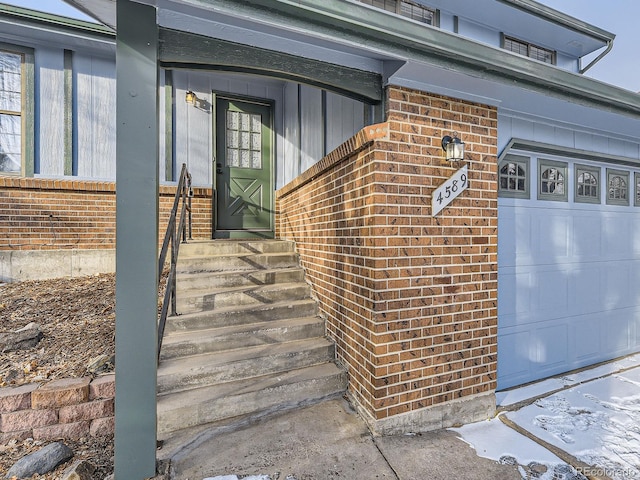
[0,177,212,251]
[0,375,115,443]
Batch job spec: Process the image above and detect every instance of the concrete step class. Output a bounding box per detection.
[176,282,312,314]
[157,362,347,437]
[159,316,325,360]
[179,239,296,257]
[157,337,335,394]
[176,252,300,274]
[165,299,319,333]
[176,266,305,292]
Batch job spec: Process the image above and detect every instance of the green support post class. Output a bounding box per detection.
[114,1,159,478]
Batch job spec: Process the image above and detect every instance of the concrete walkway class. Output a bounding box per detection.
[159,397,521,480]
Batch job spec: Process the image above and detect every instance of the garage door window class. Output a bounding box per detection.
[538,159,567,201]
[635,173,640,207]
[575,165,600,204]
[498,155,529,198]
[606,169,629,206]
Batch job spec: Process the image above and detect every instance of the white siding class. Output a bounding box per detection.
[35,47,65,176]
[75,54,116,179]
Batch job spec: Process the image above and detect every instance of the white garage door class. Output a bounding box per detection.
[497,152,640,389]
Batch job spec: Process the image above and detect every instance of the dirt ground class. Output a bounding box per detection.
[0,273,147,479]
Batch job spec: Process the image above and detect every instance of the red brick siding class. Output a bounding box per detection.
[276,85,498,421]
[0,177,213,250]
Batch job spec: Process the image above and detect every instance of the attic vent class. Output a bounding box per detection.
[358,0,437,26]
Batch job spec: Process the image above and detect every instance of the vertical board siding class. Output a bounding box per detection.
[76,54,116,179]
[325,91,365,154]
[36,48,65,176]
[282,82,300,188]
[299,84,323,173]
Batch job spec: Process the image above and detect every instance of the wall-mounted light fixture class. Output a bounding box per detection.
[185,90,197,106]
[184,90,211,113]
[441,133,465,161]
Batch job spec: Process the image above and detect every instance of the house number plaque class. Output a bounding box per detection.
[431,165,468,216]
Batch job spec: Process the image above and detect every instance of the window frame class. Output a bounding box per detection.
[606,168,629,206]
[0,42,34,177]
[498,154,529,199]
[357,0,439,26]
[574,164,600,204]
[538,159,568,202]
[502,34,556,65]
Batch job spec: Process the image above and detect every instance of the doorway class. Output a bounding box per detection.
[213,95,274,238]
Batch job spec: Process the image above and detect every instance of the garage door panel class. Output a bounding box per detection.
[603,215,633,257]
[569,266,602,313]
[573,214,602,258]
[533,211,571,263]
[497,269,532,318]
[602,312,632,354]
[534,324,568,371]
[536,269,569,317]
[572,316,601,362]
[602,262,631,309]
[497,330,531,385]
[633,219,640,255]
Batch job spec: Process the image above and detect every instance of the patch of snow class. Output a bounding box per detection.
[506,366,640,480]
[453,415,563,465]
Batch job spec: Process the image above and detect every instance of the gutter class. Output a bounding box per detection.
[579,39,614,74]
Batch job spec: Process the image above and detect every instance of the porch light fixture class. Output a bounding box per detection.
[441,133,465,161]
[185,90,197,105]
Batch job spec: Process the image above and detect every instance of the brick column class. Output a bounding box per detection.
[276,85,498,434]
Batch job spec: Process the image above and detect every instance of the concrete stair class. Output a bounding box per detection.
[157,240,347,437]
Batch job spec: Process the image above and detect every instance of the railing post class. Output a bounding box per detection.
[170,218,177,317]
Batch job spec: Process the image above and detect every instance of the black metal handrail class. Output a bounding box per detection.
[157,163,192,361]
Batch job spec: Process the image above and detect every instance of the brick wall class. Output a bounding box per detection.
[0,375,115,443]
[0,177,212,251]
[276,85,498,433]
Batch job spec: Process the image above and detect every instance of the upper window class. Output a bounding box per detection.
[606,169,629,206]
[574,164,600,204]
[538,159,567,202]
[503,36,555,65]
[635,172,640,207]
[0,50,23,174]
[498,154,529,198]
[357,0,437,25]
[0,43,33,176]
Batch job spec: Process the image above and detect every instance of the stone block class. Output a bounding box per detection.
[89,374,115,400]
[90,416,114,437]
[59,398,114,423]
[0,383,38,413]
[1,409,57,433]
[61,459,96,480]
[33,420,91,441]
[0,428,32,444]
[32,377,91,409]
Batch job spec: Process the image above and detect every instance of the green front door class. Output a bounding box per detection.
[214,96,273,238]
